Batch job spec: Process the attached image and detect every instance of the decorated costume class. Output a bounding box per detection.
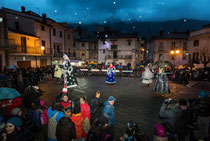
[142,64,154,84]
[52,60,64,79]
[62,54,78,90]
[152,57,174,95]
[105,64,116,84]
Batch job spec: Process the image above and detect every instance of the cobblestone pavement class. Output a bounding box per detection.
[38,76,201,139]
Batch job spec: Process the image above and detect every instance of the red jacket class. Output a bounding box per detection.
[80,103,90,121]
[0,97,22,116]
[70,113,84,139]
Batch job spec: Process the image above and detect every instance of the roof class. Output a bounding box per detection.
[152,32,189,40]
[8,28,40,38]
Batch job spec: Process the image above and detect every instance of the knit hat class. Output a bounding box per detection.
[108,96,116,101]
[6,117,22,128]
[40,99,45,107]
[198,91,209,98]
[11,108,21,116]
[179,99,187,106]
[62,86,68,93]
[154,124,166,137]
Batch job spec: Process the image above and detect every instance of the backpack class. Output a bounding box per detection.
[41,108,48,125]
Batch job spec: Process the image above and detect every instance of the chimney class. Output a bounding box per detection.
[42,14,46,23]
[21,6,25,13]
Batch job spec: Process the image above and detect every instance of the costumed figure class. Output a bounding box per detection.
[52,59,64,84]
[152,56,174,96]
[62,54,78,92]
[142,63,154,86]
[105,64,116,84]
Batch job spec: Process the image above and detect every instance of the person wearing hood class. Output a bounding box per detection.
[153,124,168,141]
[56,117,76,141]
[70,99,85,140]
[103,96,116,136]
[48,101,64,141]
[1,117,24,141]
[59,93,72,117]
[194,91,210,140]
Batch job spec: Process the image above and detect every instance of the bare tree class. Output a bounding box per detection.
[200,47,210,68]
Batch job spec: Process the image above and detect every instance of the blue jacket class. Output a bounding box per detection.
[47,107,64,123]
[103,101,115,127]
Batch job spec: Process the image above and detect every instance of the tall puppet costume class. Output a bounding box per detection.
[152,55,174,96]
[62,54,78,92]
[142,63,154,86]
[105,64,116,84]
[52,59,64,83]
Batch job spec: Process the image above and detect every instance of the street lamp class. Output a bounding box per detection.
[41,46,45,50]
[170,49,180,66]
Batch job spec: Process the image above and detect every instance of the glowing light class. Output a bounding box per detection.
[41,46,45,50]
[184,19,187,22]
[175,50,180,54]
[113,1,116,4]
[74,13,77,15]
[86,7,89,10]
[15,16,18,19]
[105,34,108,38]
[139,16,142,18]
[79,21,82,24]
[133,26,135,29]
[104,20,107,24]
[0,17,3,22]
[170,50,175,54]
[54,10,57,13]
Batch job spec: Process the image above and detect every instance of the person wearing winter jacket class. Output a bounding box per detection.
[56,117,76,141]
[59,93,72,117]
[0,117,25,141]
[103,96,116,136]
[90,91,103,123]
[70,99,85,140]
[48,101,64,141]
[159,99,182,133]
[0,97,22,118]
[194,91,210,140]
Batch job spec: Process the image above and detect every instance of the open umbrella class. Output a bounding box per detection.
[0,87,21,100]
[0,74,9,81]
[9,65,18,69]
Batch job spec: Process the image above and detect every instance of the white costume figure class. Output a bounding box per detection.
[62,54,78,92]
[142,64,154,84]
[52,60,64,79]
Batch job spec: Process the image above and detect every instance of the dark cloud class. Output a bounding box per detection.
[2,0,210,23]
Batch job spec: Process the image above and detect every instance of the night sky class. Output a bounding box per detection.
[1,0,210,24]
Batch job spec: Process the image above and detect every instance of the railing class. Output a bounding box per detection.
[111,45,118,50]
[9,45,42,54]
[106,55,132,59]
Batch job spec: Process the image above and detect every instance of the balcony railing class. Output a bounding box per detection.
[107,55,132,59]
[111,45,118,50]
[9,45,42,54]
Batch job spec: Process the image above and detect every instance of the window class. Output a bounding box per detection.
[193,52,199,63]
[41,25,45,31]
[171,42,177,50]
[103,40,106,44]
[141,44,144,47]
[158,42,164,51]
[41,40,45,46]
[68,34,70,40]
[94,46,96,49]
[193,40,199,47]
[113,51,117,58]
[82,53,85,56]
[103,49,105,53]
[73,43,75,47]
[53,28,56,36]
[15,22,19,30]
[183,42,187,51]
[128,41,131,45]
[73,51,76,57]
[82,43,85,47]
[159,54,163,60]
[60,31,62,38]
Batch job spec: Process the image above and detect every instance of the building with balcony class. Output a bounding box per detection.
[73,39,89,62]
[136,38,147,64]
[0,9,9,72]
[88,38,98,64]
[188,25,210,67]
[2,7,52,68]
[98,34,138,67]
[148,32,189,67]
